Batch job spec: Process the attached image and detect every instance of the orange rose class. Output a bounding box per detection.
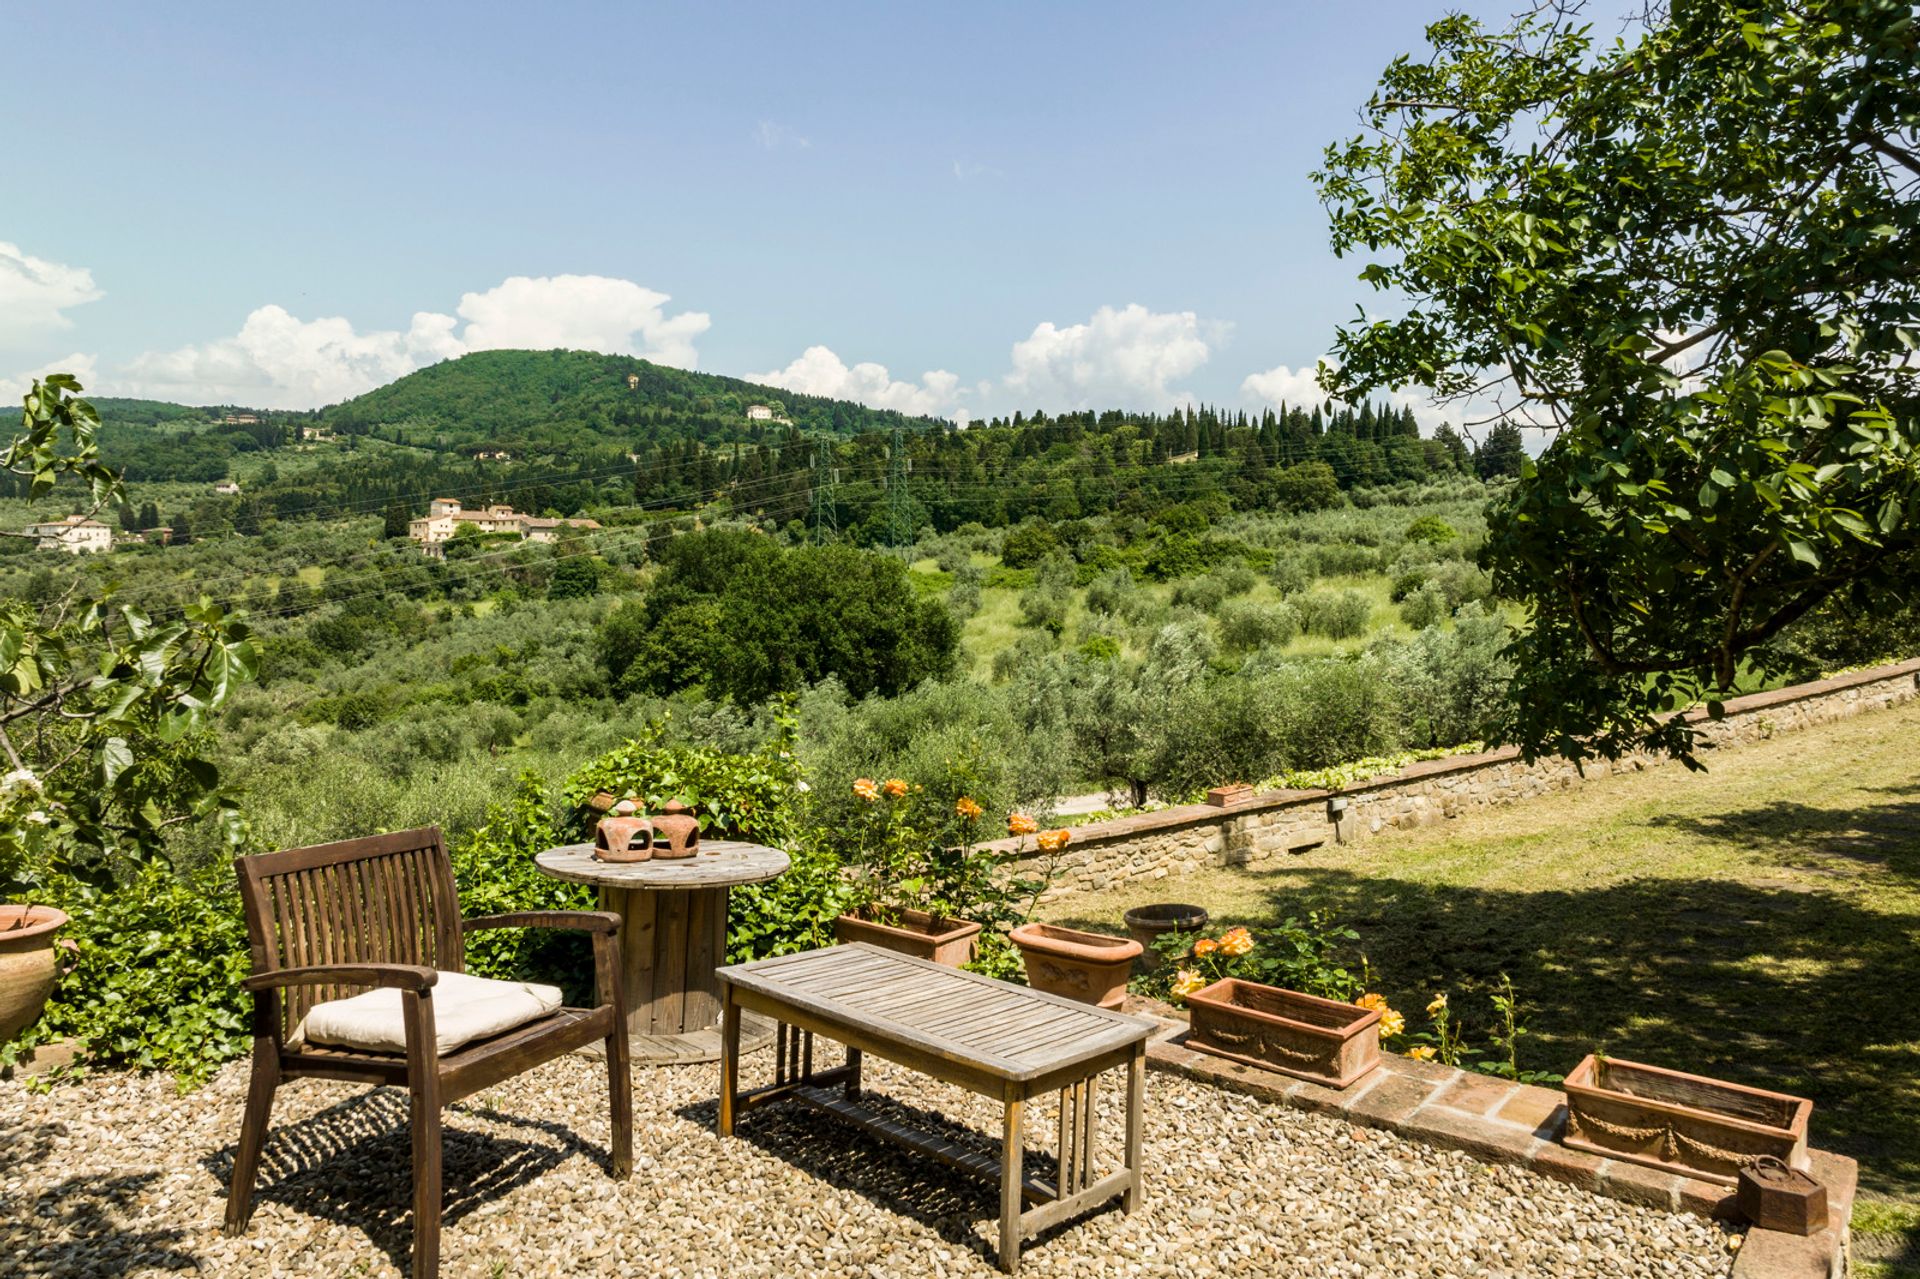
[1036,828,1071,852]
[955,796,984,820]
[1007,813,1038,836]
[882,778,909,799]
[852,778,879,802]
[1193,937,1219,957]
[1354,992,1390,1014]
[1218,926,1254,957]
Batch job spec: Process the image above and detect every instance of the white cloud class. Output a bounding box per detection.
[0,352,99,405]
[749,345,960,419]
[0,242,103,348]
[117,274,710,408]
[1003,304,1210,412]
[755,120,810,150]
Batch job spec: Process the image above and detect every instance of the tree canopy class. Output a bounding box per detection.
[1317,0,1920,762]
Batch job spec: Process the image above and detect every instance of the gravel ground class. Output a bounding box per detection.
[0,1047,1740,1278]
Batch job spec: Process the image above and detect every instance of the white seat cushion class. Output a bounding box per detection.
[289,970,564,1057]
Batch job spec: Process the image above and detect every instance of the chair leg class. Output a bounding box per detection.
[410,1084,443,1279]
[223,1044,280,1234]
[606,1021,633,1179]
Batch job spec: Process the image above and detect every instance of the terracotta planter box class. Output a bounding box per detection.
[0,905,70,1043]
[1122,903,1208,972]
[1185,978,1381,1088]
[1009,922,1142,1010]
[835,909,982,967]
[1205,783,1254,807]
[1563,1054,1812,1186]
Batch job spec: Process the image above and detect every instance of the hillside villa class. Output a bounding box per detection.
[25,514,114,554]
[408,498,600,556]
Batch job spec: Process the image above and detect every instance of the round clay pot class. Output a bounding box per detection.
[593,815,655,862]
[1123,903,1209,972]
[0,904,69,1043]
[650,799,701,859]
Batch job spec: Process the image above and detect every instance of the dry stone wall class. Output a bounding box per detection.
[1004,657,1920,904]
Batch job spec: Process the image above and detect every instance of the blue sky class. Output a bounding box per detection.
[2,1,1597,421]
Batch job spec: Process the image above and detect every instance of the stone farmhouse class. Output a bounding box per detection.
[27,514,114,554]
[408,498,600,557]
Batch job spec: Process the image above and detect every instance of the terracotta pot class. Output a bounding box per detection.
[585,790,619,814]
[1009,922,1142,1009]
[1185,977,1381,1088]
[0,905,70,1044]
[1205,783,1254,808]
[835,908,982,967]
[593,815,654,862]
[1123,903,1209,972]
[1563,1054,1812,1186]
[649,799,701,859]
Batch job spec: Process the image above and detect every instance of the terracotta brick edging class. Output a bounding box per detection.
[1142,1024,1857,1278]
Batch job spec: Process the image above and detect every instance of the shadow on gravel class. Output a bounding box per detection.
[202,1086,606,1274]
[0,1113,198,1276]
[677,1087,1108,1265]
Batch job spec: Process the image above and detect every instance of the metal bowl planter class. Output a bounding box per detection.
[0,905,70,1043]
[1008,922,1143,1009]
[1563,1054,1812,1186]
[1185,978,1382,1089]
[834,908,982,967]
[1122,903,1209,972]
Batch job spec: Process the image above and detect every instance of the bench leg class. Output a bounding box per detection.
[1000,1090,1024,1273]
[1123,1048,1144,1213]
[845,1046,862,1100]
[718,984,740,1137]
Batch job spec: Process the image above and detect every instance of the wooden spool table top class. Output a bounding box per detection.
[534,840,789,890]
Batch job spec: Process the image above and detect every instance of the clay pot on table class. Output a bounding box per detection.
[0,905,70,1043]
[649,799,702,859]
[593,815,655,862]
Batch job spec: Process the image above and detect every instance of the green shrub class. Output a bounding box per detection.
[1390,565,1432,602]
[1405,514,1459,545]
[1218,599,1301,652]
[1298,588,1374,639]
[1399,583,1450,629]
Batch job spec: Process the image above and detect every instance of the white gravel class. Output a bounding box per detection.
[0,1047,1739,1277]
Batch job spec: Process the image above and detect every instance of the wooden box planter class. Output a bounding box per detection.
[1009,922,1142,1009]
[1563,1054,1812,1186]
[1185,978,1381,1088]
[834,909,982,967]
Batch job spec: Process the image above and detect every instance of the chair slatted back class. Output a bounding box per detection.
[234,828,464,1041]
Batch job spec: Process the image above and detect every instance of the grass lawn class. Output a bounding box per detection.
[1048,698,1920,1260]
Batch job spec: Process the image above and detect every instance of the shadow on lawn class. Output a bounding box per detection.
[1062,860,1920,1200]
[1648,780,1920,882]
[201,1088,608,1274]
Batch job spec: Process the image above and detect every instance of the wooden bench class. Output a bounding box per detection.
[716,942,1152,1273]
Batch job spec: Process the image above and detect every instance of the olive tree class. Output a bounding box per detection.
[1315,0,1919,762]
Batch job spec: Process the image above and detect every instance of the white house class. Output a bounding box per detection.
[213,480,242,496]
[746,404,775,422]
[409,499,597,555]
[28,515,114,554]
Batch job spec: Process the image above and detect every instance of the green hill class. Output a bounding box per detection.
[321,349,941,455]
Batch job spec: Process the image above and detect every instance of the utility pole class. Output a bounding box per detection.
[886,426,912,553]
[810,441,840,545]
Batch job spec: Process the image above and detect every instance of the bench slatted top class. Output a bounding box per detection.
[719,943,1152,1082]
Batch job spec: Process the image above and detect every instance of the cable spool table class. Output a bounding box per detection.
[535,841,789,1064]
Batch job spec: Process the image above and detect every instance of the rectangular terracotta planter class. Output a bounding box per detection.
[1185,977,1381,1088]
[1563,1054,1812,1186]
[834,908,982,967]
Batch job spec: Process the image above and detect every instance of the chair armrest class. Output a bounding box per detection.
[461,910,622,936]
[243,963,440,994]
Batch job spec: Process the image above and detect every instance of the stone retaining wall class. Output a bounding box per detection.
[1004,657,1920,902]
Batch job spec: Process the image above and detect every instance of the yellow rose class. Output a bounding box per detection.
[852,777,879,802]
[1007,813,1038,836]
[1170,968,1207,999]
[1378,1010,1405,1039]
[955,796,984,820]
[1218,927,1254,957]
[1036,828,1072,851]
[1406,1045,1437,1061]
[1427,993,1449,1016]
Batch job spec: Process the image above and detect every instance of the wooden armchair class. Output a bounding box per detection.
[226,827,631,1277]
